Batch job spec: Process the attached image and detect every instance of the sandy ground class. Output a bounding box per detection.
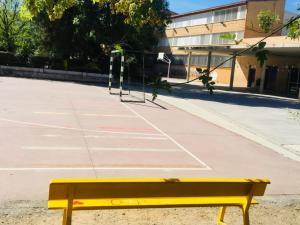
[1,196,300,225]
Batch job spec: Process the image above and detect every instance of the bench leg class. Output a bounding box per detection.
[242,210,250,225]
[62,207,73,225]
[218,206,227,225]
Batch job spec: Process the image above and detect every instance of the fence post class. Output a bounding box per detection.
[120,55,125,101]
[109,55,113,93]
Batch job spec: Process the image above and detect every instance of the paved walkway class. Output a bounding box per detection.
[157,83,300,162]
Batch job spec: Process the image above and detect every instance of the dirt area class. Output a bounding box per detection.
[1,196,299,225]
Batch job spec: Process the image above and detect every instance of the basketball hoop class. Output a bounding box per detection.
[157,52,171,78]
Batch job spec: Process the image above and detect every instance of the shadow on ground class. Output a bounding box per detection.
[161,84,300,110]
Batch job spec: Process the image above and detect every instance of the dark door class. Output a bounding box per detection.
[264,66,278,91]
[288,67,300,95]
[247,67,256,88]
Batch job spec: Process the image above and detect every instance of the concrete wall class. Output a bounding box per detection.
[0,65,109,83]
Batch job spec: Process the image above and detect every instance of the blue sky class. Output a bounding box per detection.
[168,0,300,14]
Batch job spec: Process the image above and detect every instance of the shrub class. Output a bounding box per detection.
[29,56,50,68]
[49,58,64,70]
[0,51,19,66]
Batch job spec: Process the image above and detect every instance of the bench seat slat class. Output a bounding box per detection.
[48,196,258,210]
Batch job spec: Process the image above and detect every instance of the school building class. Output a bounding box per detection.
[158,0,300,96]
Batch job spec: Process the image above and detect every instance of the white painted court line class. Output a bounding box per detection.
[40,134,168,140]
[0,167,210,171]
[41,134,61,137]
[21,146,180,152]
[34,112,138,118]
[81,114,138,118]
[83,135,168,140]
[34,112,71,115]
[0,118,163,137]
[90,147,181,152]
[21,146,84,150]
[122,103,212,170]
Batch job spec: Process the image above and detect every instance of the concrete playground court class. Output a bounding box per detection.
[0,77,300,224]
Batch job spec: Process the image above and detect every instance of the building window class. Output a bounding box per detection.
[171,55,188,65]
[167,6,247,29]
[211,31,244,45]
[158,32,244,47]
[214,7,239,23]
[168,54,232,68]
[211,55,232,67]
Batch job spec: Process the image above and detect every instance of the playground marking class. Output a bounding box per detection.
[83,135,168,140]
[122,103,212,171]
[0,118,163,137]
[41,134,61,137]
[89,147,181,152]
[0,167,210,171]
[41,134,168,140]
[81,114,138,118]
[21,146,83,150]
[34,112,71,115]
[34,112,138,118]
[21,146,180,152]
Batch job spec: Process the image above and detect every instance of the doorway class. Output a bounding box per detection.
[247,66,256,88]
[288,67,300,96]
[264,66,278,91]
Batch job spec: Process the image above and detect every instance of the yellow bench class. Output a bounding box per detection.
[48,178,270,225]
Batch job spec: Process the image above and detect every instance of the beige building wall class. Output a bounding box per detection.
[165,53,299,93]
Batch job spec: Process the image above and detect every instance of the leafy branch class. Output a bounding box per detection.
[196,68,215,94]
[251,41,269,67]
[257,10,280,33]
[151,77,171,101]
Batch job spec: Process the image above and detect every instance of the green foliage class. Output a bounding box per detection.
[151,77,171,101]
[0,51,19,65]
[0,0,40,64]
[220,33,236,41]
[23,0,170,30]
[97,0,170,29]
[288,6,300,39]
[220,33,243,45]
[257,10,280,33]
[29,55,49,68]
[251,42,269,67]
[0,0,24,52]
[196,68,215,94]
[113,43,125,55]
[22,0,77,21]
[22,0,169,70]
[287,18,300,39]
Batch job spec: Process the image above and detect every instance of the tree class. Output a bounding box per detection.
[22,0,170,28]
[21,0,170,73]
[96,0,170,29]
[0,0,25,52]
[257,8,299,40]
[257,10,280,33]
[287,17,300,39]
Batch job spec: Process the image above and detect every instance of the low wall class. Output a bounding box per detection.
[0,65,109,83]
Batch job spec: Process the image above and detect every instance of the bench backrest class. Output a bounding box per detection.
[49,178,270,209]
